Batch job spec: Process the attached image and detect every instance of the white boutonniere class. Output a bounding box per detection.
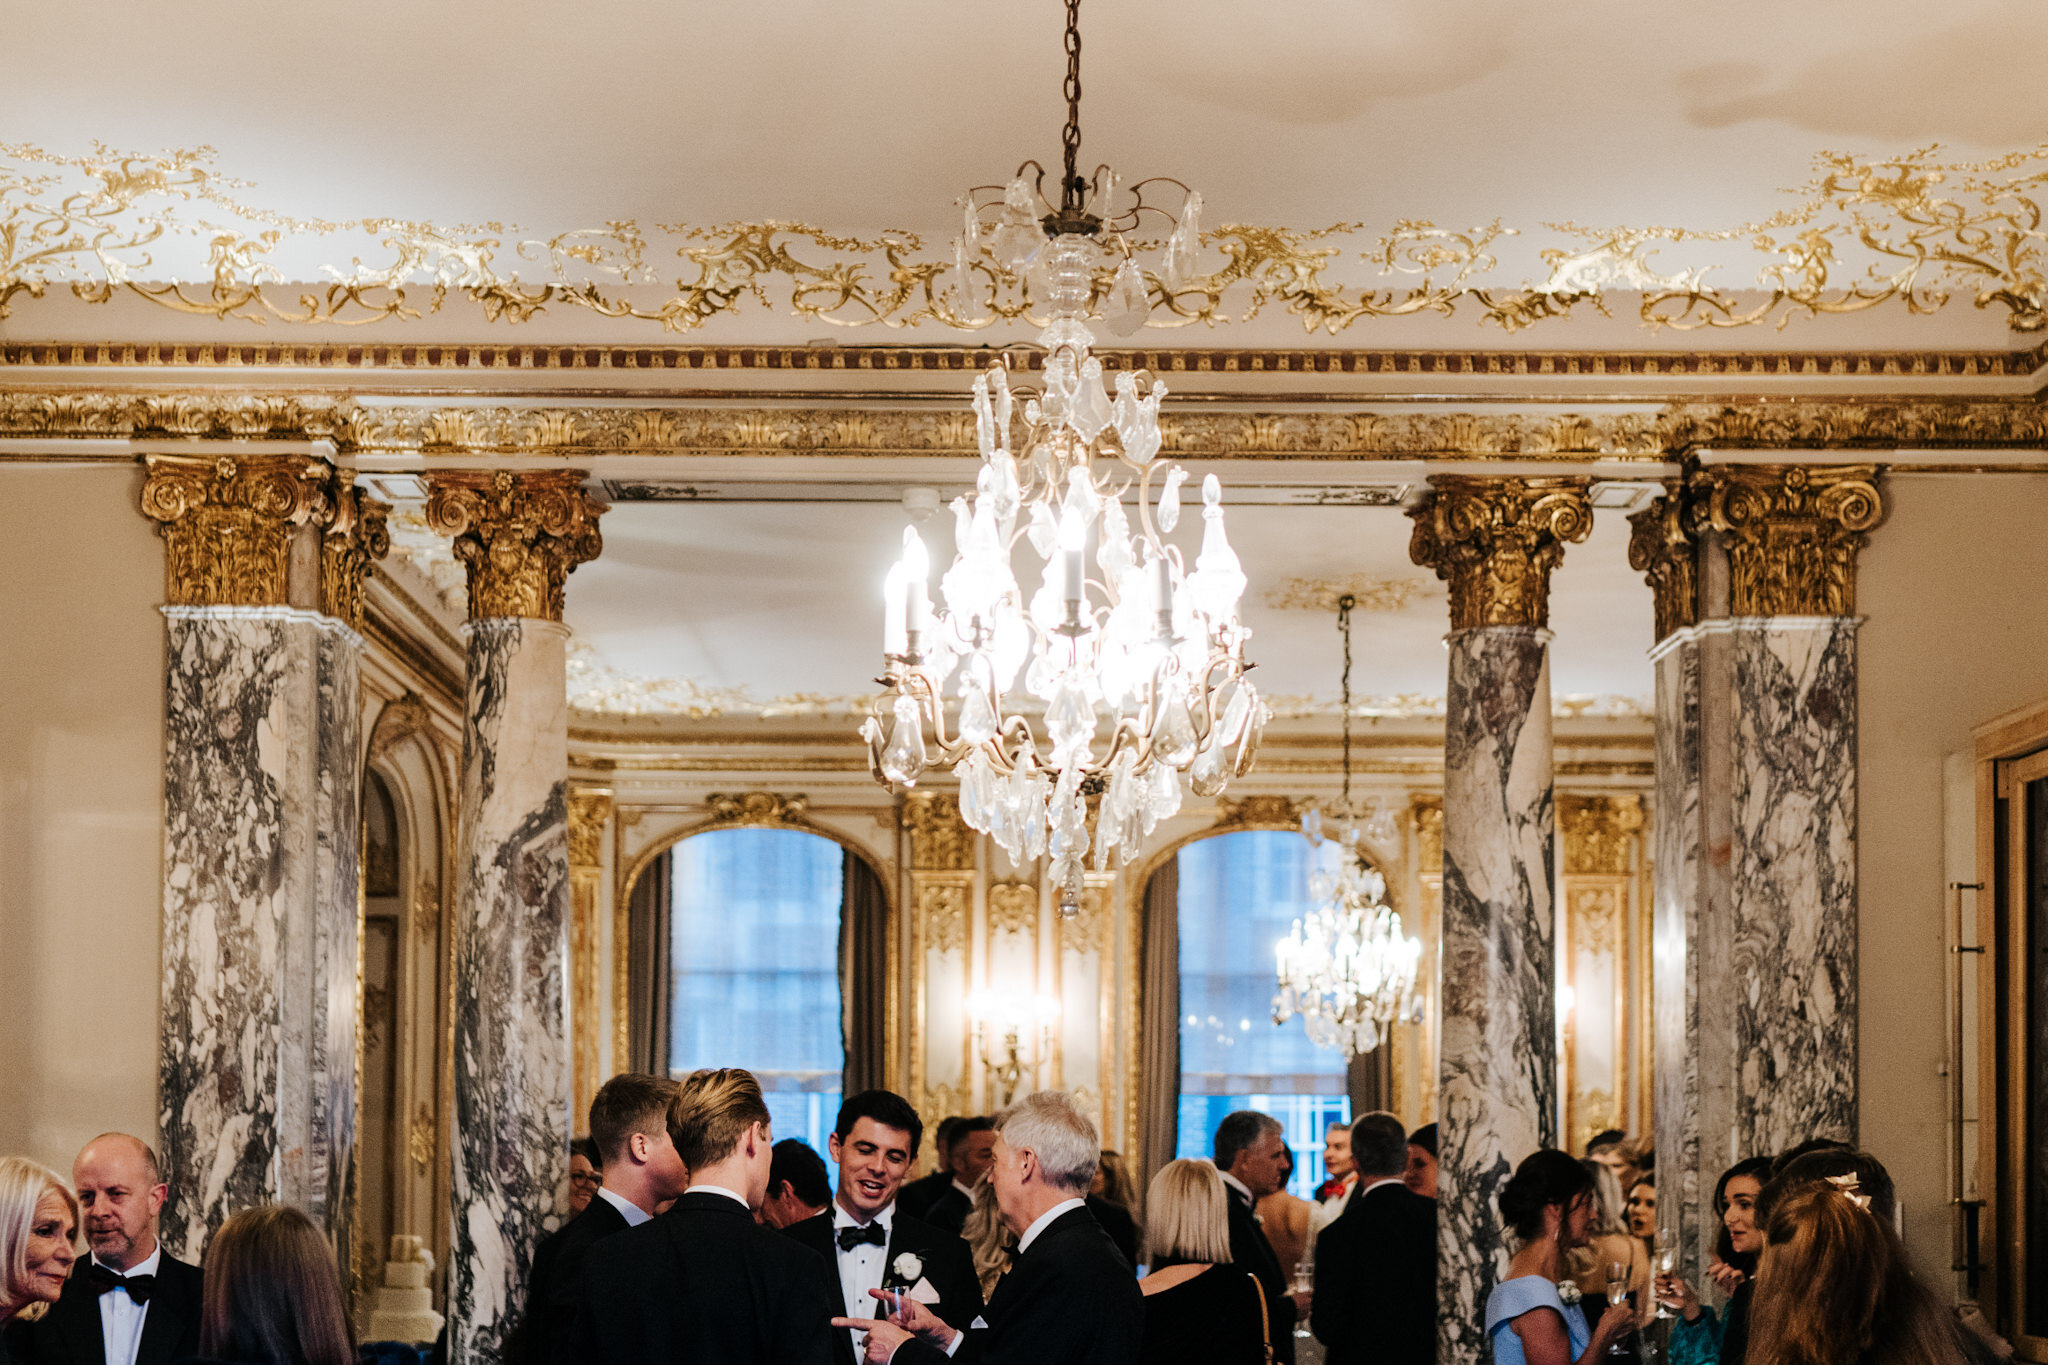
[893,1252,924,1284]
[1557,1280,1583,1306]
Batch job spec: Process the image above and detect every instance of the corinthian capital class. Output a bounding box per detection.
[321,476,392,630]
[1407,475,1592,630]
[424,470,604,621]
[140,453,334,607]
[1626,482,1700,644]
[1692,464,1884,617]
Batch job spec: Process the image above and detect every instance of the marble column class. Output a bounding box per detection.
[143,456,388,1258]
[1410,476,1590,1365]
[426,470,603,1365]
[1630,464,1882,1277]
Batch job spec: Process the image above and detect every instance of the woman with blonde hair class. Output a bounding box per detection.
[960,1178,1017,1300]
[1744,1182,1971,1365]
[0,1157,78,1338]
[1139,1158,1268,1365]
[192,1205,354,1365]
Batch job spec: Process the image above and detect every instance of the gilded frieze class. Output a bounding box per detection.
[1211,795,1305,829]
[703,792,811,828]
[1407,476,1593,630]
[422,469,604,622]
[1692,464,1886,618]
[139,452,333,607]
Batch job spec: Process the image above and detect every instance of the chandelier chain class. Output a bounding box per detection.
[1061,0,1084,210]
[1338,592,1354,812]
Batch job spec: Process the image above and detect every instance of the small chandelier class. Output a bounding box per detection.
[861,0,1263,910]
[1272,595,1421,1057]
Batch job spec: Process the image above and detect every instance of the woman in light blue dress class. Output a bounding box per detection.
[1485,1150,1634,1365]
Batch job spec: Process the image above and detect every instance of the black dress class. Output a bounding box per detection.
[1140,1264,1268,1365]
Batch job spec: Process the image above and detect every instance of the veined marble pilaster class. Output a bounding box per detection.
[1411,476,1587,1365]
[1650,633,1709,1279]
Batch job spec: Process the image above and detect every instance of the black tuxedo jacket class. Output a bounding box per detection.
[513,1196,629,1365]
[4,1250,202,1365]
[1084,1197,1138,1270]
[920,1184,971,1237]
[1311,1180,1436,1365]
[1225,1185,1295,1365]
[896,1172,951,1222]
[897,1205,1141,1365]
[782,1208,984,1365]
[562,1190,836,1365]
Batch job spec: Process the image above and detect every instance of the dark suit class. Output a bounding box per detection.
[1224,1182,1295,1365]
[896,1172,951,1222]
[1311,1179,1436,1365]
[896,1204,1141,1365]
[512,1195,629,1365]
[920,1184,972,1237]
[563,1190,836,1365]
[4,1250,202,1365]
[782,1207,984,1365]
[1084,1197,1138,1270]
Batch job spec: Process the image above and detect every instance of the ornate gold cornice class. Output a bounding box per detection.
[565,788,613,869]
[320,477,391,629]
[900,793,973,872]
[1408,475,1593,630]
[703,792,811,828]
[1625,483,1700,644]
[1558,794,1645,876]
[139,453,333,607]
[1693,463,1886,617]
[1211,795,1306,830]
[422,469,604,622]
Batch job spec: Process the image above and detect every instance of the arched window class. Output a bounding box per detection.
[1174,829,1353,1199]
[667,827,849,1152]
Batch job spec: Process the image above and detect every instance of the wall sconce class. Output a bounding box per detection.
[967,990,1060,1108]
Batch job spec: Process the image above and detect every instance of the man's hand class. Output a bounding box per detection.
[865,1289,960,1349]
[830,1317,913,1363]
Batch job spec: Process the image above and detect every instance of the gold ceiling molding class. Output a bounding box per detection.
[5,339,2044,382]
[3,140,2047,335]
[1262,574,1428,614]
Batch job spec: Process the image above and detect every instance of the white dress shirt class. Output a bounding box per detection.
[1218,1170,1257,1214]
[94,1244,160,1365]
[595,1184,653,1227]
[1016,1197,1088,1255]
[833,1202,895,1353]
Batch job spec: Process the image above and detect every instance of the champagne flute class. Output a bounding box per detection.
[1653,1229,1678,1320]
[1292,1243,1315,1339]
[1605,1261,1631,1356]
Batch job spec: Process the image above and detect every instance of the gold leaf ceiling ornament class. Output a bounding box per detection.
[1262,574,1430,614]
[4,140,2048,334]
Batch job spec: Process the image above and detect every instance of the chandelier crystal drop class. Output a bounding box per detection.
[860,0,1262,910]
[1271,594,1421,1057]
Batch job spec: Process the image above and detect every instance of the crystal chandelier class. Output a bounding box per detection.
[860,0,1263,911]
[1272,595,1421,1057]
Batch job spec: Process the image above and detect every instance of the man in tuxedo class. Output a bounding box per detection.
[1310,1122,1357,1240]
[782,1091,982,1365]
[1312,1112,1436,1365]
[515,1073,687,1365]
[1215,1110,1304,1365]
[894,1117,961,1223]
[564,1068,837,1365]
[833,1090,1142,1365]
[763,1139,832,1230]
[916,1117,994,1237]
[6,1133,201,1365]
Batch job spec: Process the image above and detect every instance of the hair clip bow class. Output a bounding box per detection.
[1825,1173,1871,1210]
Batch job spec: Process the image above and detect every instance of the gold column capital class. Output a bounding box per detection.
[1690,463,1884,617]
[901,793,973,872]
[139,453,334,607]
[1625,481,1701,644]
[320,476,391,630]
[565,787,614,869]
[1407,475,1593,630]
[423,469,603,622]
[1557,793,1645,876]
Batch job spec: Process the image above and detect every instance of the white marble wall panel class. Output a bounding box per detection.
[448,619,573,1365]
[1439,626,1558,1365]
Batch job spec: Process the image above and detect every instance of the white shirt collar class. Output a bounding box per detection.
[596,1184,653,1226]
[1357,1176,1406,1199]
[1218,1170,1255,1204]
[93,1243,161,1277]
[689,1184,752,1210]
[1017,1197,1088,1255]
[951,1178,978,1199]
[833,1199,895,1231]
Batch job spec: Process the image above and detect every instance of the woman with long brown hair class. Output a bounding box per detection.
[1744,1181,1970,1365]
[193,1205,354,1365]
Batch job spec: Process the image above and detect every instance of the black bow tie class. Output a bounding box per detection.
[838,1222,888,1251]
[87,1264,154,1304]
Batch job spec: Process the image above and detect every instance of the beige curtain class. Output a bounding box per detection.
[840,851,888,1097]
[626,849,674,1075]
[1137,856,1181,1202]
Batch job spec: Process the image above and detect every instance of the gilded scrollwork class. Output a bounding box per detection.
[987,882,1038,941]
[320,477,391,629]
[1407,476,1593,630]
[1692,463,1885,617]
[919,884,968,957]
[1410,795,1444,876]
[139,452,334,607]
[1212,795,1304,829]
[1626,483,1700,645]
[703,792,811,828]
[7,139,2048,335]
[1558,794,1644,877]
[422,469,604,622]
[565,788,613,869]
[901,794,974,872]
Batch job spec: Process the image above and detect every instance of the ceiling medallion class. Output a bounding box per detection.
[1273,594,1421,1058]
[861,0,1264,912]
